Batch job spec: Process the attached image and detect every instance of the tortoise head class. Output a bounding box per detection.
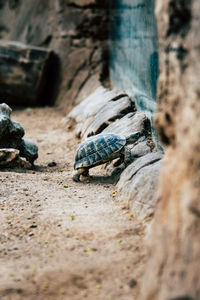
[126,131,141,145]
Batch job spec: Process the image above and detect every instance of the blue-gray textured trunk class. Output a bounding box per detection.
[109,0,158,118]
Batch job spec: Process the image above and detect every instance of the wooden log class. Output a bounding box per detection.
[0,40,56,106]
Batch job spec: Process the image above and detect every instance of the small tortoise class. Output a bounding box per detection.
[72,132,141,182]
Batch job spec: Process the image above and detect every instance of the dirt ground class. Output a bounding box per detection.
[0,107,147,300]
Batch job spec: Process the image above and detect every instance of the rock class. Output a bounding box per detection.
[19,139,38,164]
[17,157,32,169]
[69,87,126,123]
[0,148,19,167]
[68,87,128,138]
[102,112,151,138]
[0,40,55,106]
[0,0,109,111]
[0,103,38,165]
[117,152,163,190]
[0,103,12,117]
[0,148,32,169]
[130,141,153,158]
[74,72,102,106]
[82,95,135,139]
[0,103,24,149]
[117,153,163,219]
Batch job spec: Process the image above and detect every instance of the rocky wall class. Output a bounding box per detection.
[0,0,109,109]
[141,0,200,299]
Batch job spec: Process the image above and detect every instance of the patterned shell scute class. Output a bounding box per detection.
[74,134,126,169]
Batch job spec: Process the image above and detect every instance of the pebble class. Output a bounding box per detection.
[29,224,37,228]
[48,161,57,167]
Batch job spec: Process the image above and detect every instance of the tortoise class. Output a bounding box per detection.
[72,132,141,182]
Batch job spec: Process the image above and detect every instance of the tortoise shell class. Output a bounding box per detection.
[74,133,126,169]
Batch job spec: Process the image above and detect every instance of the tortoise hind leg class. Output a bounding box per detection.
[72,168,89,182]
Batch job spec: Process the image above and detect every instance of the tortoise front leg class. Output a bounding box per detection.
[124,146,133,166]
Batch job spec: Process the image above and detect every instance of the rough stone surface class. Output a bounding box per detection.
[130,141,153,158]
[0,0,109,110]
[102,112,152,138]
[82,96,135,139]
[0,104,24,149]
[116,153,163,220]
[118,161,162,220]
[141,0,200,299]
[117,152,163,191]
[0,148,19,167]
[68,87,127,138]
[0,103,38,165]
[19,139,39,164]
[0,148,32,168]
[0,40,54,106]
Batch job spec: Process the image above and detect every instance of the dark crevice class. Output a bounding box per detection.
[94,122,108,135]
[109,94,128,102]
[189,206,200,219]
[38,52,61,106]
[39,35,52,47]
[167,0,192,38]
[73,71,92,101]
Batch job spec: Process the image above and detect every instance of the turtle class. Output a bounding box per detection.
[72,132,141,182]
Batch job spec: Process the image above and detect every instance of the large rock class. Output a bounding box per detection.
[0,103,24,149]
[82,95,135,139]
[68,87,128,138]
[141,0,200,299]
[117,152,163,219]
[0,41,56,106]
[102,112,151,138]
[119,161,162,219]
[0,103,38,164]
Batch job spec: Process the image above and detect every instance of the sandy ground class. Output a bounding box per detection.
[0,107,147,300]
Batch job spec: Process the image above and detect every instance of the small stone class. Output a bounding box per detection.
[48,161,57,167]
[28,232,34,237]
[129,279,137,288]
[30,224,37,228]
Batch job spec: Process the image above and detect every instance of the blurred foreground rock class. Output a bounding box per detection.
[0,103,38,168]
[0,41,56,106]
[141,0,200,299]
[69,86,162,219]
